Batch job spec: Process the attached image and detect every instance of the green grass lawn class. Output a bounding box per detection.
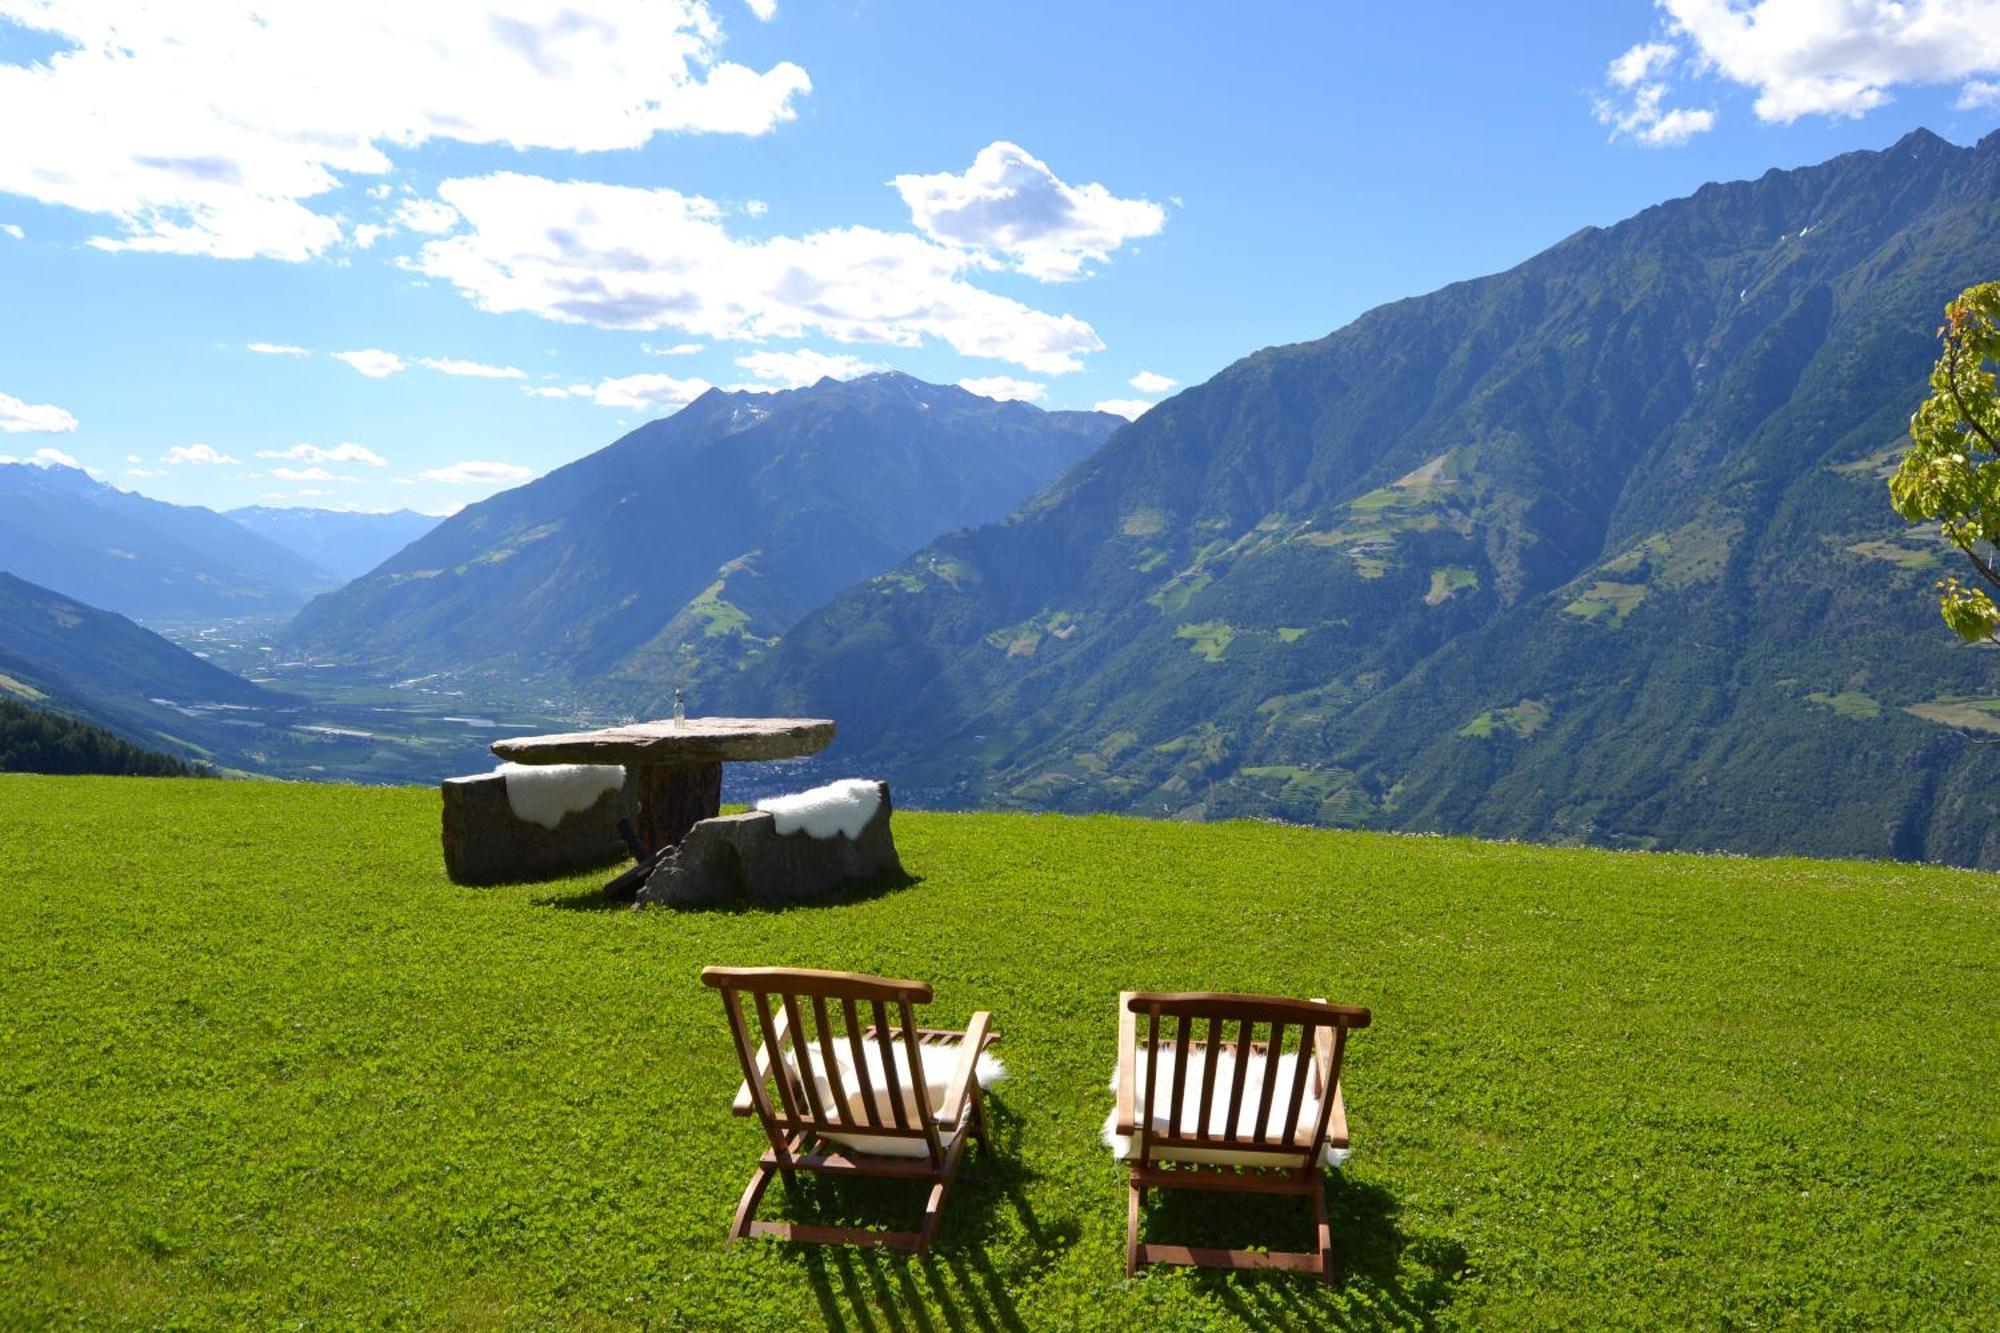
[2,775,1996,1329]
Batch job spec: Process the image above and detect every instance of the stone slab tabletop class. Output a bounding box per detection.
[491,716,836,768]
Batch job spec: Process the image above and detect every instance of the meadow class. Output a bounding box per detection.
[1,774,1995,1329]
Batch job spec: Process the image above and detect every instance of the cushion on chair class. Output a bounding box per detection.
[1101,1045,1351,1169]
[782,1039,1005,1159]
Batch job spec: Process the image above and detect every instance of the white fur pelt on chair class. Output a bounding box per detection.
[754,778,884,840]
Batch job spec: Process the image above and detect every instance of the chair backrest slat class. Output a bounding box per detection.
[750,989,804,1123]
[1252,1021,1287,1145]
[1195,1014,1222,1141]
[810,995,852,1128]
[1280,1021,1317,1146]
[1167,1013,1192,1139]
[840,998,876,1131]
[871,998,910,1131]
[779,992,832,1124]
[899,998,944,1163]
[1128,991,1370,1167]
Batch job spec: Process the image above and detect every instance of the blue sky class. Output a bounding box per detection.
[2,1,1998,516]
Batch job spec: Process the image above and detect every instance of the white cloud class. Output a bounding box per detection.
[892,141,1166,282]
[416,172,1104,374]
[734,348,883,387]
[351,223,394,249]
[0,446,84,468]
[585,372,716,411]
[270,465,357,483]
[1600,1,2000,137]
[958,375,1045,403]
[0,223,22,240]
[0,391,79,433]
[393,197,461,234]
[126,466,165,477]
[745,0,777,20]
[247,341,310,356]
[521,384,582,399]
[642,341,705,356]
[333,349,407,378]
[743,199,769,217]
[416,356,525,379]
[417,460,535,486]
[1128,370,1176,394]
[164,443,240,465]
[1093,398,1153,421]
[255,442,389,467]
[1962,79,2000,109]
[0,2,812,261]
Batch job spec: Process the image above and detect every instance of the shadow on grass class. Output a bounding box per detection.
[775,1095,1070,1333]
[536,870,927,914]
[1158,1173,1468,1330]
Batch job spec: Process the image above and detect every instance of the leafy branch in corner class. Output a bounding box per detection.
[1890,280,2000,642]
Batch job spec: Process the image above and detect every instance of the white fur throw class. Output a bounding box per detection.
[755,778,883,840]
[1100,1054,1351,1170]
[784,1040,1006,1159]
[496,762,625,830]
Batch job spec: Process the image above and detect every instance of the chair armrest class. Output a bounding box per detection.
[1115,990,1138,1135]
[936,1011,995,1126]
[1326,1079,1349,1148]
[1310,998,1335,1091]
[731,1004,790,1115]
[1307,999,1350,1148]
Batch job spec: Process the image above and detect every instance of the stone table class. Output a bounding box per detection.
[490,716,836,855]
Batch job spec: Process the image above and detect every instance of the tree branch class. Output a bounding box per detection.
[1944,334,2000,454]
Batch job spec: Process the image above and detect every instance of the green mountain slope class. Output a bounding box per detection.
[0,464,338,621]
[736,128,2000,866]
[284,374,1119,709]
[0,571,296,768]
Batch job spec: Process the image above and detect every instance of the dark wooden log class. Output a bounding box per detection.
[635,761,723,854]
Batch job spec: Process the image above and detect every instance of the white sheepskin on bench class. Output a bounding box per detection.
[754,777,883,840]
[495,762,624,830]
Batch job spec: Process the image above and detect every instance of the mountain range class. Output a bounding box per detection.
[729,128,2000,866]
[0,463,338,621]
[284,375,1121,708]
[226,506,439,581]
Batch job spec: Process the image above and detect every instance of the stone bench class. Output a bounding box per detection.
[441,764,638,886]
[638,779,903,907]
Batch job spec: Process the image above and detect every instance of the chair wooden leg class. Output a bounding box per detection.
[728,1163,777,1246]
[1125,1178,1145,1277]
[1312,1173,1334,1285]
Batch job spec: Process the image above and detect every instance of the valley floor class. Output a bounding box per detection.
[1,775,1994,1328]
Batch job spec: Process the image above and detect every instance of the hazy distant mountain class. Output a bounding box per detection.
[0,571,294,767]
[226,506,439,581]
[736,129,2000,867]
[0,464,337,621]
[285,373,1122,708]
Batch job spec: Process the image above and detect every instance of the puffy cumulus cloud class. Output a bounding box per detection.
[1962,79,2000,109]
[745,0,777,19]
[256,442,389,467]
[416,356,525,379]
[0,2,810,262]
[0,446,84,467]
[333,349,407,378]
[892,141,1166,282]
[734,348,884,387]
[957,375,1046,403]
[0,390,79,433]
[417,172,1105,374]
[1128,370,1176,394]
[247,341,310,356]
[1599,1,2000,138]
[584,373,716,411]
[164,443,239,465]
[393,197,461,235]
[1093,398,1154,421]
[417,460,534,486]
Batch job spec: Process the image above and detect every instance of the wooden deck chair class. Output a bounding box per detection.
[699,965,998,1252]
[1111,990,1371,1283]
